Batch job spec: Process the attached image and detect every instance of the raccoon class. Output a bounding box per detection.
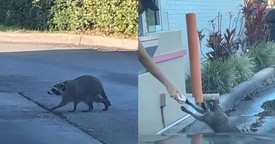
[47,75,111,112]
[180,98,240,133]
[261,99,275,116]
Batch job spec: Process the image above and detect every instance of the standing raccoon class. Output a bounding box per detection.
[47,75,111,112]
[180,98,240,133]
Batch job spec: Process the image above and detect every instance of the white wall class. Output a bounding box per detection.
[159,0,244,75]
[138,31,187,135]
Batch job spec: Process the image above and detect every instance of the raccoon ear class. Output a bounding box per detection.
[60,83,66,91]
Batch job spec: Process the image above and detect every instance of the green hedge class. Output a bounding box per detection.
[0,0,53,30]
[82,0,138,35]
[0,0,137,36]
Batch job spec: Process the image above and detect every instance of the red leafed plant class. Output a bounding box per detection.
[198,12,243,61]
[241,0,270,48]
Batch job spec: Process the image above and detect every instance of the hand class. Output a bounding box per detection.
[165,82,184,104]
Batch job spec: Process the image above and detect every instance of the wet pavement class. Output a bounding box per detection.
[178,80,275,134]
[0,43,138,144]
[139,133,275,144]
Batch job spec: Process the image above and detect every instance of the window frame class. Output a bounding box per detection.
[139,0,163,36]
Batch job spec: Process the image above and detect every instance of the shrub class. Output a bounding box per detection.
[83,0,138,35]
[0,0,138,36]
[49,0,87,31]
[185,55,255,94]
[241,0,270,47]
[185,75,192,93]
[231,54,255,84]
[247,42,275,71]
[0,0,53,30]
[201,59,237,94]
[198,12,244,61]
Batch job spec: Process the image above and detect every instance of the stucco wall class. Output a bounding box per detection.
[158,0,244,75]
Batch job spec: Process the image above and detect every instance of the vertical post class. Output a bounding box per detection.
[186,13,203,103]
[191,134,203,144]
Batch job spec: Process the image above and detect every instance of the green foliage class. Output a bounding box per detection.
[185,75,192,93]
[49,0,87,31]
[0,0,53,30]
[185,54,255,94]
[198,12,244,61]
[247,42,275,71]
[0,0,137,36]
[241,0,270,47]
[82,0,138,35]
[231,54,255,84]
[201,59,237,94]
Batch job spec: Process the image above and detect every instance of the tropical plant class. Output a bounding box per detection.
[241,0,270,48]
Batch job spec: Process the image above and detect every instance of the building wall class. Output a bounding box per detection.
[158,0,244,75]
[138,31,187,135]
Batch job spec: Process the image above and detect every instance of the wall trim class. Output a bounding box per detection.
[153,49,187,63]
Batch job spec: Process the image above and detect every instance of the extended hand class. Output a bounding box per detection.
[165,83,184,104]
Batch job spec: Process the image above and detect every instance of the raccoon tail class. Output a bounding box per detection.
[100,90,111,106]
[100,89,108,100]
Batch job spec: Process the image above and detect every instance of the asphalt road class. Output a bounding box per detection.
[0,43,138,144]
[0,92,102,144]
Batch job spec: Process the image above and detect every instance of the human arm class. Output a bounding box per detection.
[138,40,184,103]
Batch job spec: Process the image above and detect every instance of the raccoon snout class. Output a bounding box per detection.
[47,91,53,95]
[48,88,61,95]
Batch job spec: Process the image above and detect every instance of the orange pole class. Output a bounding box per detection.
[191,134,203,144]
[186,13,203,103]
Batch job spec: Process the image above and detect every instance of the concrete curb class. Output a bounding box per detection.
[220,66,275,111]
[0,32,137,51]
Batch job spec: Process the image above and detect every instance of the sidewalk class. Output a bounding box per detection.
[0,32,137,51]
[0,92,102,144]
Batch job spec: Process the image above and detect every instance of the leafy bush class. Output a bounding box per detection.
[0,0,138,36]
[0,0,53,30]
[82,0,138,35]
[198,12,244,61]
[247,42,275,71]
[231,54,255,84]
[49,0,87,31]
[201,59,237,94]
[185,55,255,94]
[185,75,192,93]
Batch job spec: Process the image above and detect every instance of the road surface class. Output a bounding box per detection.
[0,92,102,144]
[0,42,138,144]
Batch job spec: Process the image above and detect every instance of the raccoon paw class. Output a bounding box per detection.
[82,109,93,112]
[180,106,187,112]
[102,108,108,111]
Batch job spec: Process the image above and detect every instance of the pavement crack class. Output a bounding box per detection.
[17,91,106,144]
